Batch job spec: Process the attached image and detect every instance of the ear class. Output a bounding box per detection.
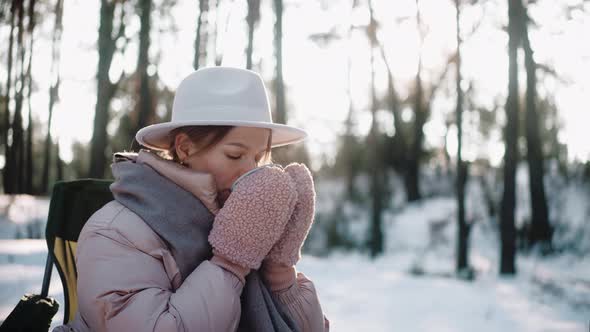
[174,133,196,162]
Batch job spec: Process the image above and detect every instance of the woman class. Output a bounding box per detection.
[54,67,329,331]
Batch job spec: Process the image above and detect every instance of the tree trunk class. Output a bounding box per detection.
[11,0,26,193]
[25,76,33,194]
[519,0,552,249]
[55,141,63,181]
[500,0,519,275]
[342,0,358,200]
[3,0,17,194]
[407,0,425,202]
[343,112,356,199]
[406,74,424,202]
[193,0,208,70]
[246,0,260,69]
[134,0,154,135]
[89,0,122,179]
[455,0,469,273]
[368,0,383,258]
[273,0,286,125]
[210,0,221,65]
[24,0,36,195]
[42,0,63,194]
[387,72,406,171]
[479,172,497,218]
[376,34,407,173]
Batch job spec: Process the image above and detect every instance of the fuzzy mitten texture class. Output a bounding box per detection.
[135,150,220,214]
[261,163,316,291]
[265,163,316,268]
[208,166,298,270]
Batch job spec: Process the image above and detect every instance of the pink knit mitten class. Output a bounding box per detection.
[262,163,316,291]
[208,166,298,271]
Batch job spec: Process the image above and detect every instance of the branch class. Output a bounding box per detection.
[428,52,457,103]
[537,64,572,85]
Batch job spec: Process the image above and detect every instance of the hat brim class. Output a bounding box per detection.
[135,120,307,151]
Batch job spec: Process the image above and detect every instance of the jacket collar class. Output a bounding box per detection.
[113,150,220,215]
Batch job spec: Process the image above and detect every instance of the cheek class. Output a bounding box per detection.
[206,157,237,190]
[188,155,228,190]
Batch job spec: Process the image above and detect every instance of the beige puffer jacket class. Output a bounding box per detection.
[52,169,328,331]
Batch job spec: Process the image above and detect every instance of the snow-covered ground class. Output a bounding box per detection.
[300,195,590,331]
[1,187,589,331]
[0,239,65,329]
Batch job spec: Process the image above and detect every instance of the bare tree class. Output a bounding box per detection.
[381,53,406,175]
[367,0,384,257]
[342,0,360,199]
[404,0,456,202]
[246,0,260,69]
[41,0,63,194]
[454,0,470,275]
[55,136,63,181]
[273,0,286,125]
[88,0,126,179]
[500,0,520,275]
[371,9,411,202]
[133,0,154,135]
[3,0,17,194]
[24,0,35,194]
[518,0,553,250]
[193,0,209,69]
[8,0,26,193]
[210,0,221,65]
[405,0,427,202]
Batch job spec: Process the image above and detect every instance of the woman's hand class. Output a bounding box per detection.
[208,165,298,272]
[261,163,316,291]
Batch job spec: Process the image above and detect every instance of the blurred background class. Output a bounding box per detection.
[0,0,589,330]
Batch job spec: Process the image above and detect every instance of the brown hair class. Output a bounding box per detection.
[165,126,273,165]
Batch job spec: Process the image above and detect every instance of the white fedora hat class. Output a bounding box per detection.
[135,67,307,151]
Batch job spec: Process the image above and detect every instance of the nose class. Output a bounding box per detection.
[240,158,257,177]
[231,158,258,188]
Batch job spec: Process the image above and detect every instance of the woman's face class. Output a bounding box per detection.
[174,126,270,204]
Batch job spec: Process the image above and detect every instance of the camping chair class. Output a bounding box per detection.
[44,179,114,324]
[1,179,114,331]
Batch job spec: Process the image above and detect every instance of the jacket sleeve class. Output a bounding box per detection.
[75,226,244,332]
[271,272,329,332]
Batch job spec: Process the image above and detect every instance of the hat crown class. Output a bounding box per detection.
[172,67,272,123]
[134,66,307,151]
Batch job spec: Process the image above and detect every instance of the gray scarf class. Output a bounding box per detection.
[110,160,299,332]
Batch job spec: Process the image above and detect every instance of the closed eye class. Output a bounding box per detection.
[227,154,241,160]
